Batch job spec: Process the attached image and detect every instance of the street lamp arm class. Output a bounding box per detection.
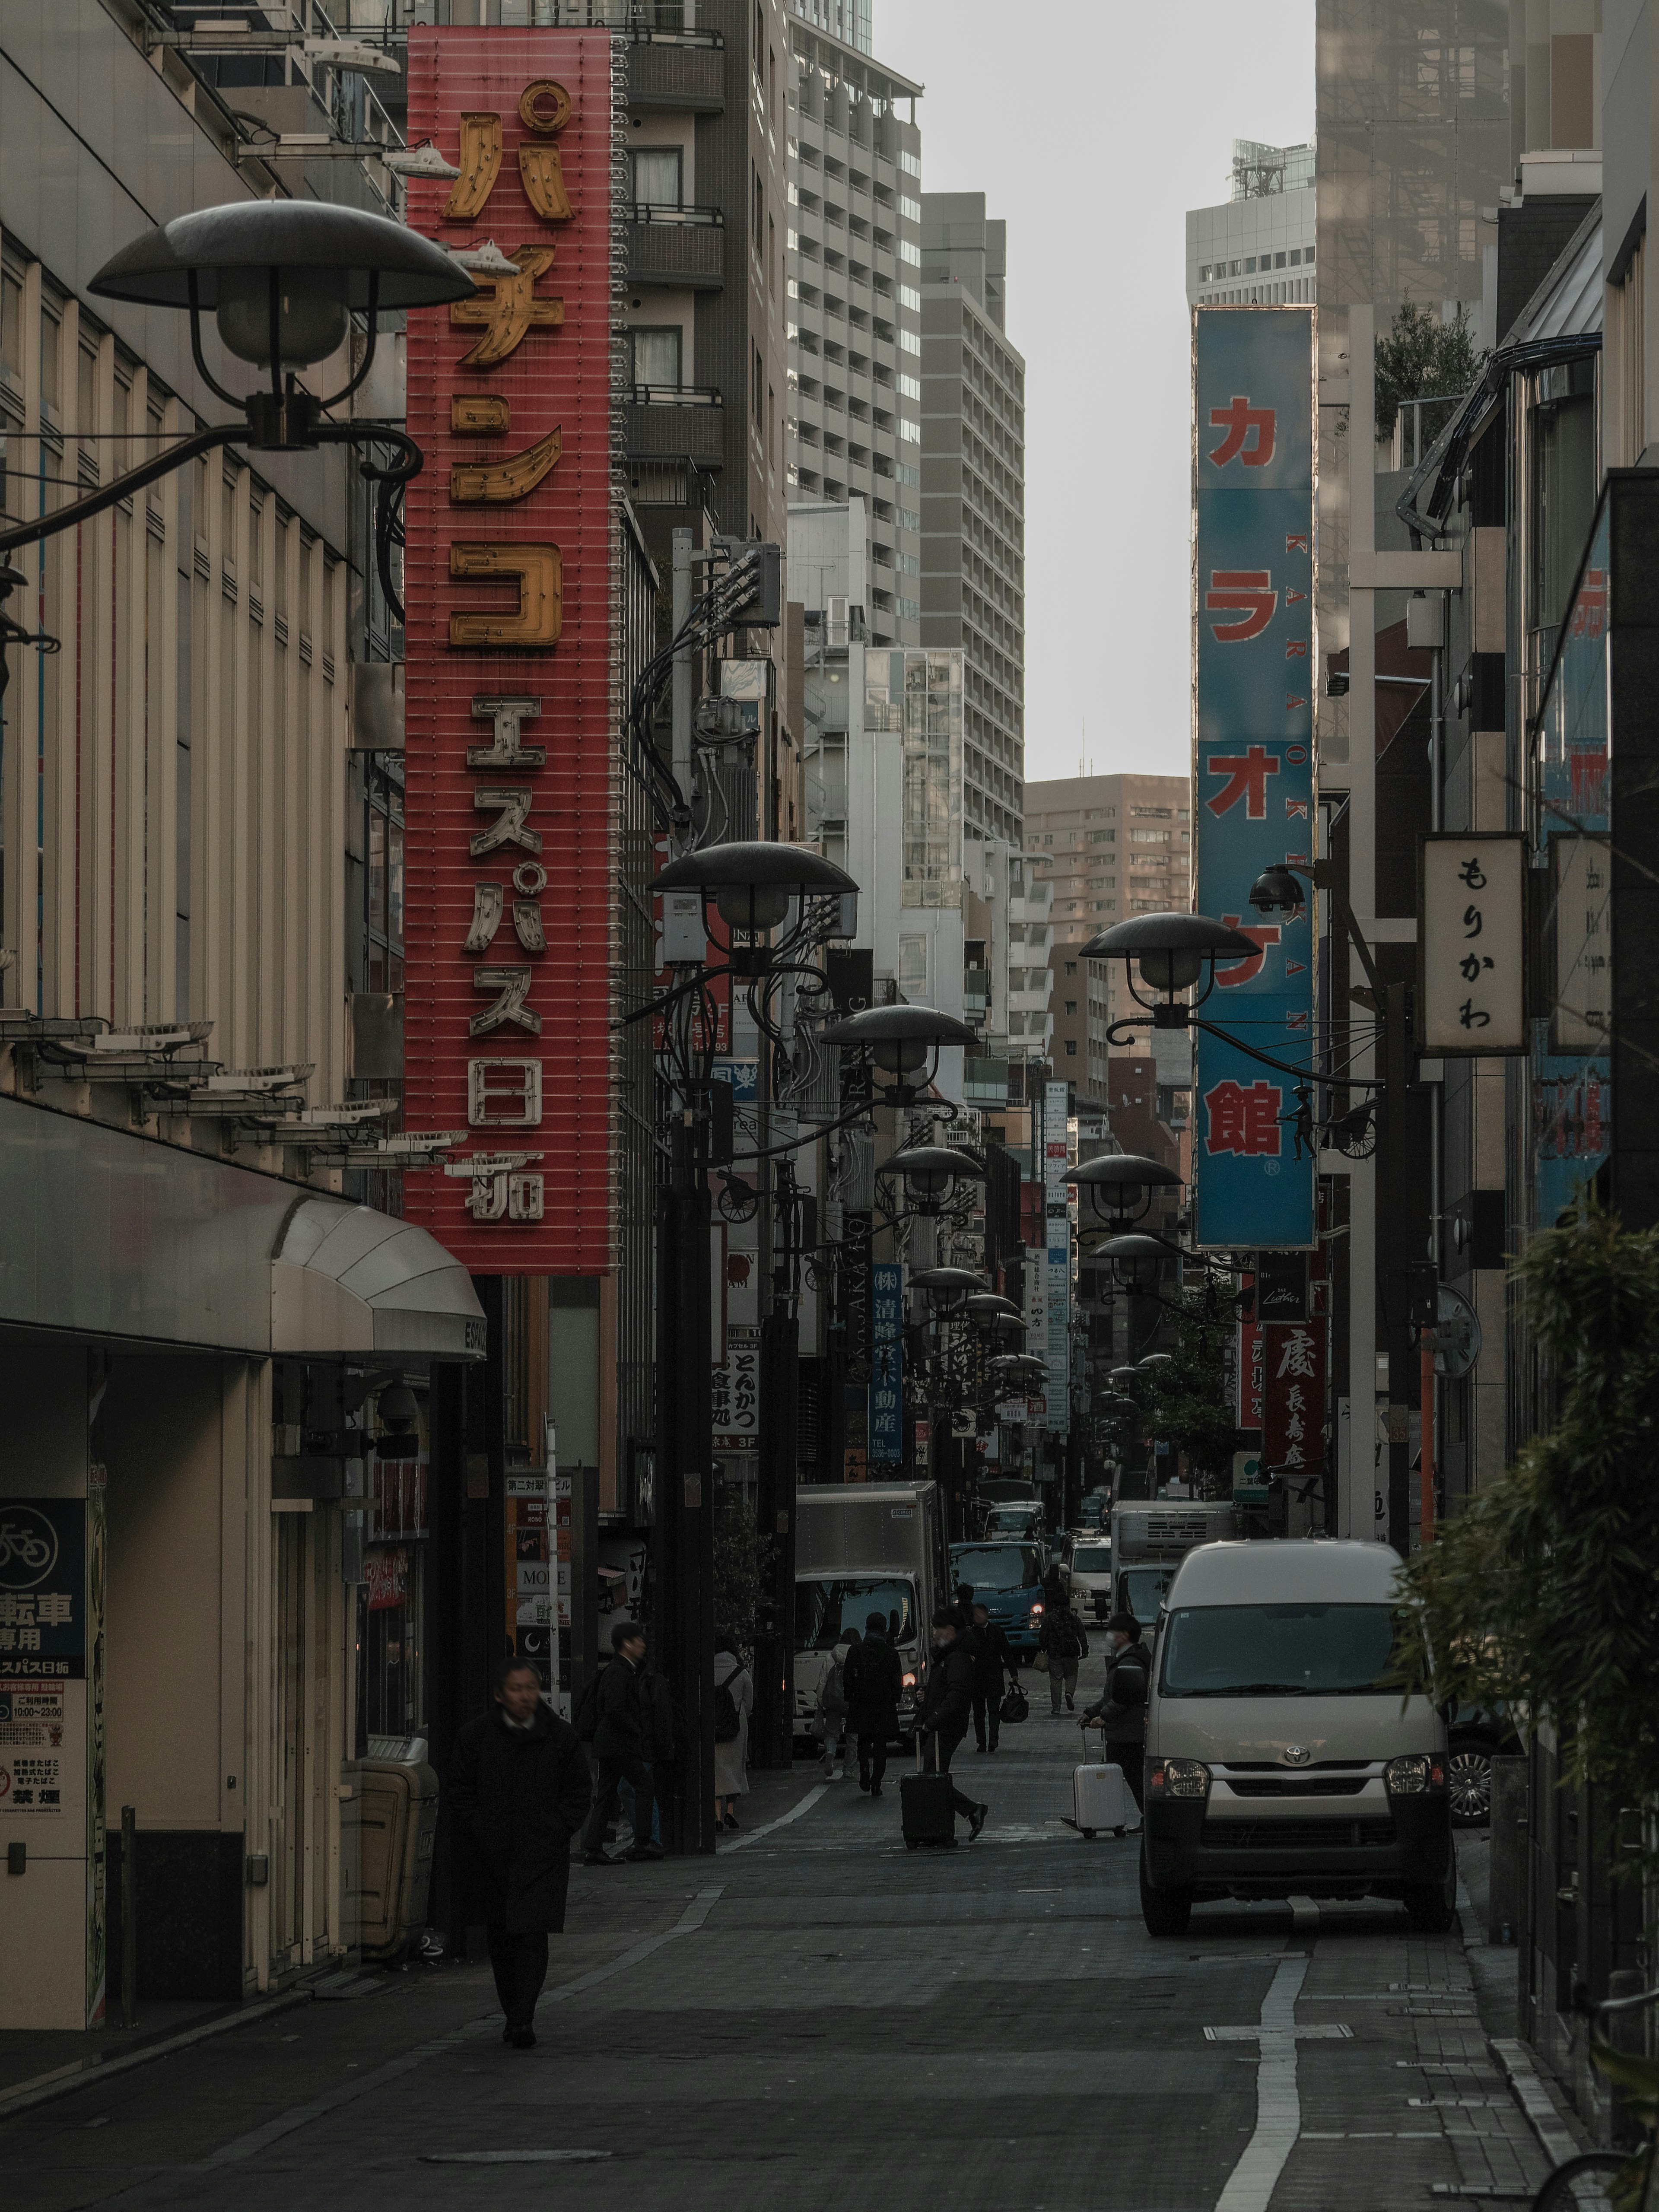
[724,1093,874,1164]
[1285,859,1383,1000]
[1189,1016,1380,1092]
[0,423,246,559]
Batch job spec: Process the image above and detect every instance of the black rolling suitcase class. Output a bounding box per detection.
[901,1732,956,1849]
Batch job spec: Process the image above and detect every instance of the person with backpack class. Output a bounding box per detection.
[712,1629,752,1833]
[1038,1594,1090,1716]
[815,1623,859,1778]
[842,1609,903,1796]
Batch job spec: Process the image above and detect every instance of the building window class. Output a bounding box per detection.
[1065,1039,1077,1057]
[630,146,683,208]
[626,326,683,388]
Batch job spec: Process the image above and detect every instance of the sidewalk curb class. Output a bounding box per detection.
[0,1987,312,2124]
[1491,2036,1586,2168]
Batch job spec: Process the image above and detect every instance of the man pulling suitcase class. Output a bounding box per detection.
[1079,1611,1150,1818]
[903,1608,988,1846]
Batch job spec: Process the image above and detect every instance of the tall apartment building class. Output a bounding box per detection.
[784,19,924,648]
[1025,771,1193,1105]
[920,193,1027,848]
[1186,139,1318,306]
[618,0,792,566]
[789,0,872,59]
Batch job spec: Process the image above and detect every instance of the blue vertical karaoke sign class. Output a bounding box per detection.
[1192,306,1316,1250]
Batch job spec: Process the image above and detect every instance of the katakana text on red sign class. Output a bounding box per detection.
[1205,570,1278,643]
[1208,395,1277,468]
[1206,743,1280,820]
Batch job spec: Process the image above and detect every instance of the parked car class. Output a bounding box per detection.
[948,1541,1046,1662]
[1445,1702,1519,1828]
[1056,1532,1114,1618]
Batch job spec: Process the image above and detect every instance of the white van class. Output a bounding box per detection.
[1139,1539,1453,1939]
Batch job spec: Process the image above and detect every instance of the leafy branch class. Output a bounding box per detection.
[1375,300,1485,445]
[1393,1209,1659,1872]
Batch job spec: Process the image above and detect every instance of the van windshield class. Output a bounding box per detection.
[1160,1603,1400,1697]
[1119,1565,1174,1623]
[795,1578,916,1651]
[951,1546,1040,1593]
[1070,1545,1112,1571]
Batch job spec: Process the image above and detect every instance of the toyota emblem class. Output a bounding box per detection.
[1283,1744,1311,1766]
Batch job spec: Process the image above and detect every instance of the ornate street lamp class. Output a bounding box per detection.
[1100,1235,1173,1296]
[909,1266,987,1317]
[1067,1152,1183,1230]
[1078,912,1261,1031]
[876,1144,985,1218]
[821,1003,978,1109]
[0,201,475,682]
[655,840,856,972]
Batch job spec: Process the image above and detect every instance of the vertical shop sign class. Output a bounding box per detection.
[1419,835,1526,1053]
[1192,306,1316,1249]
[870,1262,904,1465]
[1262,1320,1325,1471]
[402,30,617,1270]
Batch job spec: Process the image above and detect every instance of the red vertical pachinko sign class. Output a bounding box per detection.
[402,29,615,1270]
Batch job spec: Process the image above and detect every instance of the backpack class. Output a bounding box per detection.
[822,1650,849,1717]
[713,1669,742,1744]
[1059,1613,1084,1661]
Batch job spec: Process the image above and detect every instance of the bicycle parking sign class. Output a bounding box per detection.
[0,1501,86,1678]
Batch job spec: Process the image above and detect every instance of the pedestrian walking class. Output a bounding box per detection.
[815,1623,859,1777]
[842,1609,903,1795]
[1038,1595,1089,1714]
[917,1608,988,1840]
[713,1630,752,1833]
[1079,1611,1151,1812]
[968,1600,1014,1752]
[448,1657,594,2050]
[580,1621,666,1865]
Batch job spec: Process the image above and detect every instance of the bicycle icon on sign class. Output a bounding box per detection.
[0,1509,60,1592]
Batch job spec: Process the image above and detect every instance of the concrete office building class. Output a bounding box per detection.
[1186,138,1318,306]
[1025,770,1192,1110]
[789,0,872,52]
[785,18,924,648]
[920,194,1027,849]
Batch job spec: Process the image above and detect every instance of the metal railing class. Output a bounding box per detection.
[630,202,724,226]
[628,383,723,407]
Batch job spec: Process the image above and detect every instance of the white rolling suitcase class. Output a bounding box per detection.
[1067,1761,1130,1839]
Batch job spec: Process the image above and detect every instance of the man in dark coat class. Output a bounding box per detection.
[1079,1611,1151,1813]
[580,1621,666,1865]
[842,1608,903,1796]
[918,1608,988,1839]
[448,1657,594,2049]
[968,1600,1014,1754]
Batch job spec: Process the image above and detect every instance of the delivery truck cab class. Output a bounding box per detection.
[1138,1539,1454,1939]
[1110,1500,1238,1630]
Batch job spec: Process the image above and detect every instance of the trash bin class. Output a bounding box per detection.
[351,1740,439,1963]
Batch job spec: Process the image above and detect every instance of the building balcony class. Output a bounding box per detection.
[628,206,725,291]
[626,29,725,114]
[626,386,725,467]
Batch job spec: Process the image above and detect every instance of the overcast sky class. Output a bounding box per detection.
[874,0,1316,786]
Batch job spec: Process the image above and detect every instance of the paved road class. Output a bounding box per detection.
[6,1656,1567,2212]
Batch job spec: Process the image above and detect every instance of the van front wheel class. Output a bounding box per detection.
[1139,1847,1192,1939]
[1403,1879,1456,1934]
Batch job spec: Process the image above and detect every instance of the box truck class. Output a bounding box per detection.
[795,1482,945,1746]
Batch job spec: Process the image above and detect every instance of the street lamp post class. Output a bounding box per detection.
[649,838,857,1831]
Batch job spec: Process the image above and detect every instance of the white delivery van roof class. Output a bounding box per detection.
[1167,1539,1404,1608]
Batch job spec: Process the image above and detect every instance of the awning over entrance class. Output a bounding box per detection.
[273,1198,485,1363]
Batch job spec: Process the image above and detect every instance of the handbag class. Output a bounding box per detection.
[1033,1648,1050,1673]
[999,1683,1029,1725]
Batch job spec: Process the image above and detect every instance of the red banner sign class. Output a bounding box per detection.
[402,29,616,1270]
[1261,1320,1325,1471]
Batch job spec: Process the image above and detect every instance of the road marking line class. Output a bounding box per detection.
[718,1785,828,1853]
[1212,1953,1312,2212]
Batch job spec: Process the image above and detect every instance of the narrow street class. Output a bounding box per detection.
[7,1654,1566,2212]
